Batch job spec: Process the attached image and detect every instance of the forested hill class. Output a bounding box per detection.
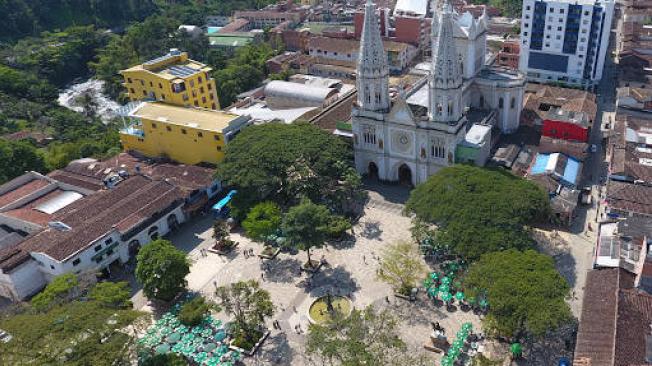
[0,0,278,41]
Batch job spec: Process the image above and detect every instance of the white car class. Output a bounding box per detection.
[590,144,598,153]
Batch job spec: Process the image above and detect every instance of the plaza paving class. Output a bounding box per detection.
[136,187,482,365]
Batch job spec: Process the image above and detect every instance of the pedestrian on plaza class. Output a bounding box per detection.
[261,272,265,281]
[363,255,366,264]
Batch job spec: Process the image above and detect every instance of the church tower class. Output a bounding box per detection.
[356,0,390,112]
[428,0,464,124]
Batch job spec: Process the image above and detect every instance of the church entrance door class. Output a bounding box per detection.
[368,162,379,180]
[398,164,412,187]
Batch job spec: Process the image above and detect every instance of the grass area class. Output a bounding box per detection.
[308,296,352,324]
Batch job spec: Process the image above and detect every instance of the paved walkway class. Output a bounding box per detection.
[131,186,482,365]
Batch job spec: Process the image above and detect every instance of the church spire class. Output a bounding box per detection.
[428,0,464,123]
[430,0,462,89]
[356,0,389,112]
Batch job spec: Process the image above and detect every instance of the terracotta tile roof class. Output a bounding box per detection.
[522,84,597,125]
[614,288,652,365]
[539,136,589,161]
[310,90,355,131]
[606,181,652,215]
[2,189,66,226]
[0,179,50,208]
[47,152,215,196]
[0,175,183,269]
[308,36,408,55]
[575,268,623,366]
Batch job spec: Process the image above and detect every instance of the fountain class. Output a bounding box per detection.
[307,291,352,325]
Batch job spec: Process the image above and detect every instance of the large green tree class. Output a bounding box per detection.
[377,241,427,296]
[306,306,429,366]
[242,201,282,241]
[89,281,132,308]
[31,273,79,310]
[406,165,550,260]
[282,199,332,268]
[135,239,190,302]
[0,139,46,184]
[464,249,572,338]
[216,123,356,219]
[215,280,274,350]
[0,285,144,365]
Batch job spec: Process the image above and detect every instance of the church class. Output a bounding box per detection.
[352,0,526,186]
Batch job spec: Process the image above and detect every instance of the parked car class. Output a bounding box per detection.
[590,144,597,153]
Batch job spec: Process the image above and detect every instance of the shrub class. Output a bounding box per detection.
[326,215,352,239]
[178,297,210,327]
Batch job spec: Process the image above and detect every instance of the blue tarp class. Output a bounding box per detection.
[212,190,237,212]
[562,157,581,185]
[531,154,550,175]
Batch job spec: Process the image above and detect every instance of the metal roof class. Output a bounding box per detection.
[264,81,337,104]
[394,0,428,16]
[34,191,83,214]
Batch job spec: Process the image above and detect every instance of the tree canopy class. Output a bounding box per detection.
[464,249,572,338]
[406,165,550,260]
[0,283,144,365]
[377,241,427,295]
[89,281,132,308]
[306,306,429,366]
[242,201,282,241]
[31,273,79,310]
[216,123,356,219]
[135,239,190,302]
[282,199,332,266]
[215,280,274,349]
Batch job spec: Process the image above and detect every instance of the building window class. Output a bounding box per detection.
[557,26,562,31]
[216,146,222,151]
[202,96,207,103]
[524,32,528,36]
[584,10,589,15]
[525,15,530,19]
[142,90,147,96]
[130,88,135,93]
[181,129,187,134]
[161,94,166,100]
[499,98,504,108]
[106,249,114,256]
[550,7,554,12]
[547,25,551,30]
[200,87,205,94]
[510,97,515,109]
[362,126,376,145]
[105,238,113,245]
[198,132,203,137]
[50,265,55,270]
[158,83,162,89]
[94,245,102,252]
[73,258,81,266]
[198,76,203,83]
[208,84,212,91]
[152,123,157,128]
[526,5,530,10]
[140,80,144,86]
[214,135,220,141]
[560,8,564,13]
[95,256,103,264]
[210,94,214,100]
[211,103,216,109]
[149,81,153,87]
[127,78,132,83]
[166,126,172,132]
[194,101,199,107]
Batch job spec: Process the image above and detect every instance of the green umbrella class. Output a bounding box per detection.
[438,284,450,293]
[430,272,439,281]
[423,278,433,288]
[441,277,452,285]
[455,291,465,302]
[167,332,181,343]
[510,343,523,357]
[440,292,452,302]
[194,351,208,363]
[427,287,438,298]
[155,344,170,354]
[479,298,489,308]
[204,343,217,352]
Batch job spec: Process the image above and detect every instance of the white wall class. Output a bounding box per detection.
[0,260,46,300]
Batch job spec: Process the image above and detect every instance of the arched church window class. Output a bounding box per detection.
[479,96,484,108]
[510,97,516,109]
[375,93,381,104]
[437,104,443,115]
[499,98,504,109]
[447,100,454,115]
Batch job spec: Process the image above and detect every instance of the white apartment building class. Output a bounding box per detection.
[519,0,614,87]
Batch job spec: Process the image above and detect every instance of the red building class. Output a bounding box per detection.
[354,7,389,38]
[542,108,591,143]
[394,16,430,46]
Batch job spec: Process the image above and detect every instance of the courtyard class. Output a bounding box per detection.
[132,185,483,365]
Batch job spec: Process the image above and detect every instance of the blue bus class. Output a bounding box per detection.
[211,190,237,219]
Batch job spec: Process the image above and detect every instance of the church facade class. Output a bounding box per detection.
[352,0,526,186]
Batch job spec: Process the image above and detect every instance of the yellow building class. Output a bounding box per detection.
[119,102,251,165]
[121,49,220,110]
